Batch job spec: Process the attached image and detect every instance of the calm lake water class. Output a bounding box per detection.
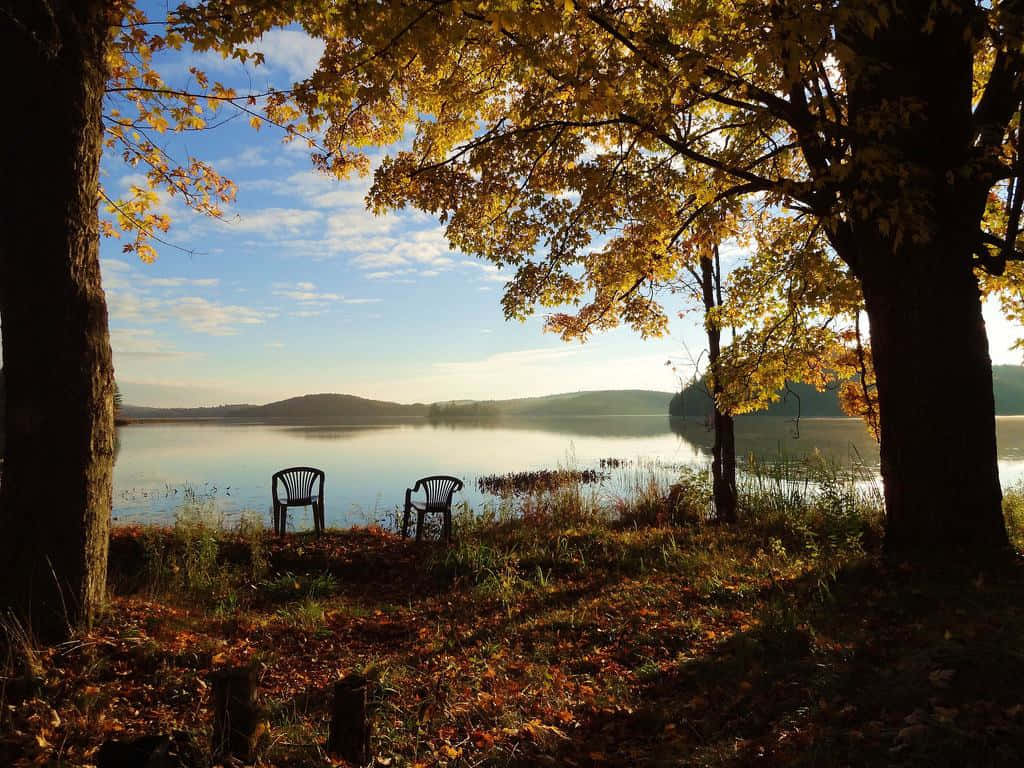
[112,416,1024,528]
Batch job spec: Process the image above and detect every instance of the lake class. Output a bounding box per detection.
[112,416,1024,528]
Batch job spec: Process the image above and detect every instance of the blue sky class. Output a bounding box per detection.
[101,23,1024,407]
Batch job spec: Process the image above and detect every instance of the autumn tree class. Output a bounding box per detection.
[0,0,304,639]
[195,0,1021,564]
[686,243,739,522]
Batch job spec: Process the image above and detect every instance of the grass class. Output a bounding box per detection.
[2,460,1023,767]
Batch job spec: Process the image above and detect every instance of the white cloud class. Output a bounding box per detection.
[101,257,132,270]
[461,259,511,283]
[341,298,382,304]
[182,30,323,87]
[111,328,184,359]
[142,276,220,288]
[108,291,168,324]
[173,297,272,336]
[326,209,393,238]
[271,281,344,306]
[248,171,370,210]
[433,347,580,376]
[216,146,269,171]
[351,252,409,269]
[117,173,149,191]
[255,29,325,82]
[222,207,322,235]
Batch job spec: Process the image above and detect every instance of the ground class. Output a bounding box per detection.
[2,477,1023,767]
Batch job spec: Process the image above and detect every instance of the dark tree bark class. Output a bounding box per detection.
[211,666,264,762]
[0,1,115,639]
[699,247,737,523]
[861,241,1008,561]
[838,0,1010,563]
[327,674,372,764]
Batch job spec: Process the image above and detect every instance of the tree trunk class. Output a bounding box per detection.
[699,250,737,523]
[860,243,1009,562]
[838,0,1010,564]
[0,1,114,639]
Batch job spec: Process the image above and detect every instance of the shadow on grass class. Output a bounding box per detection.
[518,561,1024,768]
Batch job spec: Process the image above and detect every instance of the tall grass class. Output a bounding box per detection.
[431,453,886,611]
[1002,481,1024,552]
[134,499,267,604]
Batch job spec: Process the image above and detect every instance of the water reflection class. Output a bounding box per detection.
[111,416,1024,528]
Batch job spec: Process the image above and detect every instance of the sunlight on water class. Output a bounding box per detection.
[112,416,1024,528]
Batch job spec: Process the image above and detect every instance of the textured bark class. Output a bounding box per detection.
[211,667,265,762]
[860,241,1009,561]
[0,1,114,639]
[327,674,372,764]
[839,0,1009,563]
[699,250,737,523]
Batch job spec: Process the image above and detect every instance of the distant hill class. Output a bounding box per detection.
[669,365,1024,421]
[496,389,675,416]
[96,364,1024,426]
[121,394,427,423]
[993,365,1024,414]
[670,380,847,422]
[240,393,427,422]
[118,403,254,420]
[121,389,674,423]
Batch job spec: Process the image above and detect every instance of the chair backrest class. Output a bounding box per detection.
[273,467,324,502]
[413,475,464,509]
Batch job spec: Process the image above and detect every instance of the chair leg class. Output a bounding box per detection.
[273,504,280,535]
[313,503,322,535]
[279,507,287,537]
[443,510,452,543]
[415,510,426,542]
[401,503,411,539]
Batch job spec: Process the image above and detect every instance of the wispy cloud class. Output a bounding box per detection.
[432,347,580,376]
[142,277,220,288]
[111,328,184,359]
[351,252,409,269]
[173,297,273,336]
[272,281,340,303]
[461,259,511,283]
[215,146,269,171]
[222,207,322,235]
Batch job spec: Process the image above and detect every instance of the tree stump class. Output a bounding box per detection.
[327,674,371,765]
[210,666,264,762]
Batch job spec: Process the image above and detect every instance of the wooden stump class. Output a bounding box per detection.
[210,666,264,762]
[327,674,371,765]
